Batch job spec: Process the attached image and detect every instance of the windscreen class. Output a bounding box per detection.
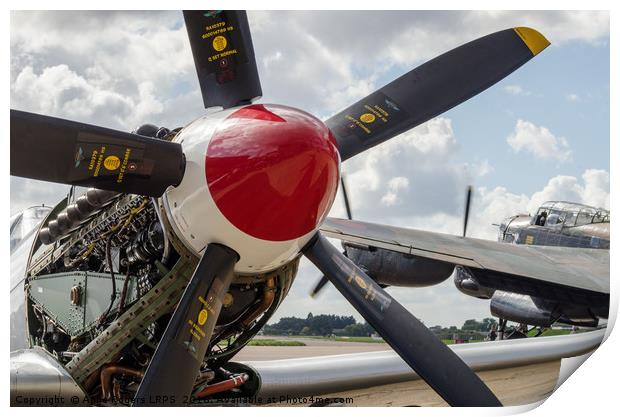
[10,206,52,253]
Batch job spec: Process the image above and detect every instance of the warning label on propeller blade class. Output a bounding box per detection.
[69,133,150,185]
[332,253,392,320]
[183,276,229,360]
[359,113,376,124]
[188,319,206,341]
[333,91,408,141]
[212,35,228,52]
[103,155,121,171]
[190,12,249,78]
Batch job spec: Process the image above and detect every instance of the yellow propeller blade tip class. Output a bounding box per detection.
[513,27,550,56]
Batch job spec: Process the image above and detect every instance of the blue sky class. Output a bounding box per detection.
[315,32,610,199]
[10,11,610,326]
[446,39,610,196]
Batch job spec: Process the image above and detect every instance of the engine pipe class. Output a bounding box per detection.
[194,373,249,399]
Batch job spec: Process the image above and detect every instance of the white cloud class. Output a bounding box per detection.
[11,65,164,129]
[504,85,531,96]
[528,169,610,212]
[248,10,609,116]
[566,93,581,102]
[10,11,200,130]
[340,117,467,219]
[262,51,282,69]
[381,177,410,206]
[10,178,70,216]
[507,119,572,162]
[10,10,610,125]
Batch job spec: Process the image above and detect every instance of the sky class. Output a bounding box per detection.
[9,10,610,327]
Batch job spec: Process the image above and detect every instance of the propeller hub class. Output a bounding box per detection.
[206,104,340,241]
[163,104,340,273]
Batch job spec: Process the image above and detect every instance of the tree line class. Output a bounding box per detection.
[264,314,497,339]
[263,313,374,337]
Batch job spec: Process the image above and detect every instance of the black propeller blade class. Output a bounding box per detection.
[10,110,185,197]
[310,275,330,298]
[340,175,353,221]
[463,185,473,237]
[135,244,239,406]
[310,175,352,298]
[183,10,262,109]
[303,233,501,406]
[327,27,549,161]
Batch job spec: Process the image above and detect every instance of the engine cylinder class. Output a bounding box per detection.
[85,188,119,207]
[55,212,72,234]
[39,188,120,245]
[47,220,60,240]
[76,195,96,216]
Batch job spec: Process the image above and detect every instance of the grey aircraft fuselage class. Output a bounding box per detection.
[454,201,609,328]
[497,201,609,249]
[339,200,609,330]
[10,206,52,350]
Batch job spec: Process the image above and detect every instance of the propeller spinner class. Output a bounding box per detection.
[162,104,340,273]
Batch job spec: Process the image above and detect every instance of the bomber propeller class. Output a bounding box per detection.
[10,10,550,407]
[310,175,352,298]
[463,185,474,237]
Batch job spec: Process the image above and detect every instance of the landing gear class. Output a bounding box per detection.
[497,318,507,340]
[505,323,528,339]
[531,327,545,337]
[493,321,546,340]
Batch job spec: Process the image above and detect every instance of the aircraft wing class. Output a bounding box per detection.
[244,329,604,402]
[320,218,609,297]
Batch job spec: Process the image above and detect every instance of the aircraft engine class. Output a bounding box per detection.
[453,266,495,299]
[490,290,559,327]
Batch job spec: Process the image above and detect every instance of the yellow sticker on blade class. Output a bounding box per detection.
[354,275,367,290]
[513,27,550,56]
[360,113,376,124]
[525,235,535,245]
[212,35,228,52]
[198,309,208,326]
[103,155,121,171]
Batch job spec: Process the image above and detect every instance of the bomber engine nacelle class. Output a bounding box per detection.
[490,291,559,327]
[490,290,601,328]
[453,266,495,299]
[345,243,455,287]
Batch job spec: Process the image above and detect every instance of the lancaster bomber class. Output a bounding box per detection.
[313,183,609,338]
[10,10,608,407]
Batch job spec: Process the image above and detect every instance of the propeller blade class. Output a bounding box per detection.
[463,185,473,237]
[183,10,262,109]
[341,175,353,220]
[134,244,239,405]
[303,233,501,406]
[10,110,185,197]
[327,27,549,161]
[310,275,330,298]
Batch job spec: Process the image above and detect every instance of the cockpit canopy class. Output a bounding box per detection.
[10,205,52,253]
[532,201,610,228]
